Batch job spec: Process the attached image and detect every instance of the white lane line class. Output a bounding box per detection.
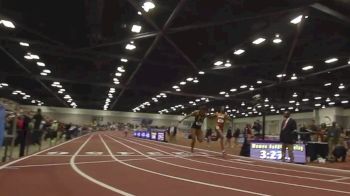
[0,134,89,170]
[129,137,350,185]
[70,134,134,196]
[6,160,117,169]
[329,177,350,182]
[129,136,348,178]
[122,156,178,162]
[100,134,270,196]
[113,136,350,194]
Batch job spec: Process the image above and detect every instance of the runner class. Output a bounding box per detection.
[211,106,232,157]
[179,106,208,153]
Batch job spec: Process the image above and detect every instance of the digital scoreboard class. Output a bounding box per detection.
[250,142,306,163]
[133,130,166,142]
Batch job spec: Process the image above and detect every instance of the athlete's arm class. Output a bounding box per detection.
[179,111,197,123]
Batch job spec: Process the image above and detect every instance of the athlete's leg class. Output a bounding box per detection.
[190,128,197,153]
[215,127,225,156]
[197,129,204,143]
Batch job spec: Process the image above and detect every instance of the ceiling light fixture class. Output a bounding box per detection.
[37,62,45,67]
[198,71,205,75]
[273,34,282,44]
[325,58,338,64]
[314,96,322,100]
[252,37,266,45]
[233,49,245,55]
[214,61,223,66]
[341,100,349,104]
[302,65,313,71]
[131,24,142,33]
[291,73,298,80]
[290,15,303,24]
[180,81,186,85]
[125,42,136,50]
[19,42,29,47]
[324,83,332,86]
[339,83,345,89]
[240,85,247,89]
[230,88,237,92]
[257,80,262,84]
[120,58,128,62]
[224,60,232,68]
[117,66,125,73]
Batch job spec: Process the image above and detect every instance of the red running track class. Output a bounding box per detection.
[1,131,350,196]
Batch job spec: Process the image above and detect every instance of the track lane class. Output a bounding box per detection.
[114,132,350,178]
[0,134,117,196]
[106,134,350,195]
[100,134,270,196]
[127,136,350,184]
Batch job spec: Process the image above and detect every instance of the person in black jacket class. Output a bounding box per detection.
[280,111,297,163]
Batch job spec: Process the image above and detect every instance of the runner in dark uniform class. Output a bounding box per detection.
[179,106,208,153]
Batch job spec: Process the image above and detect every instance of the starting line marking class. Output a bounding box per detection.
[47,151,69,155]
[85,152,103,155]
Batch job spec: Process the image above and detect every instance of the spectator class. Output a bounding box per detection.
[240,124,253,156]
[253,120,262,138]
[280,111,297,163]
[233,128,241,147]
[299,123,311,143]
[225,127,233,148]
[32,109,43,145]
[326,122,341,161]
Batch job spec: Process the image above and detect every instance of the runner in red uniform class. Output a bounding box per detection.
[211,106,232,157]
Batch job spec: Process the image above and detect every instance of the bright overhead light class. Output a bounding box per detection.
[249,86,254,91]
[19,42,29,47]
[176,88,181,92]
[292,93,298,97]
[325,58,338,64]
[115,72,122,77]
[121,58,128,62]
[241,102,245,106]
[180,81,186,85]
[225,94,229,97]
[193,79,199,83]
[296,102,300,106]
[142,1,155,12]
[40,72,48,76]
[326,97,331,102]
[125,43,136,50]
[302,65,313,71]
[290,15,303,24]
[334,94,340,97]
[291,73,298,80]
[37,62,45,67]
[252,38,266,45]
[131,24,142,33]
[314,96,322,100]
[329,102,335,105]
[219,91,226,95]
[341,100,349,104]
[276,73,286,78]
[240,85,247,89]
[324,83,332,86]
[224,60,231,67]
[117,66,125,72]
[339,83,345,89]
[214,61,223,66]
[138,11,142,15]
[315,103,321,107]
[0,20,15,28]
[273,38,282,44]
[0,83,8,87]
[43,69,51,74]
[257,80,262,84]
[172,85,179,89]
[186,77,193,81]
[24,55,32,60]
[233,49,245,55]
[198,71,205,75]
[230,88,237,92]
[28,53,40,59]
[114,81,120,84]
[288,106,294,110]
[289,100,295,103]
[302,98,309,102]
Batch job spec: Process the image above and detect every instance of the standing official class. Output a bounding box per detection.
[280,111,297,163]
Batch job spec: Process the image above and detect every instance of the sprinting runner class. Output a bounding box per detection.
[211,106,232,157]
[179,106,208,153]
